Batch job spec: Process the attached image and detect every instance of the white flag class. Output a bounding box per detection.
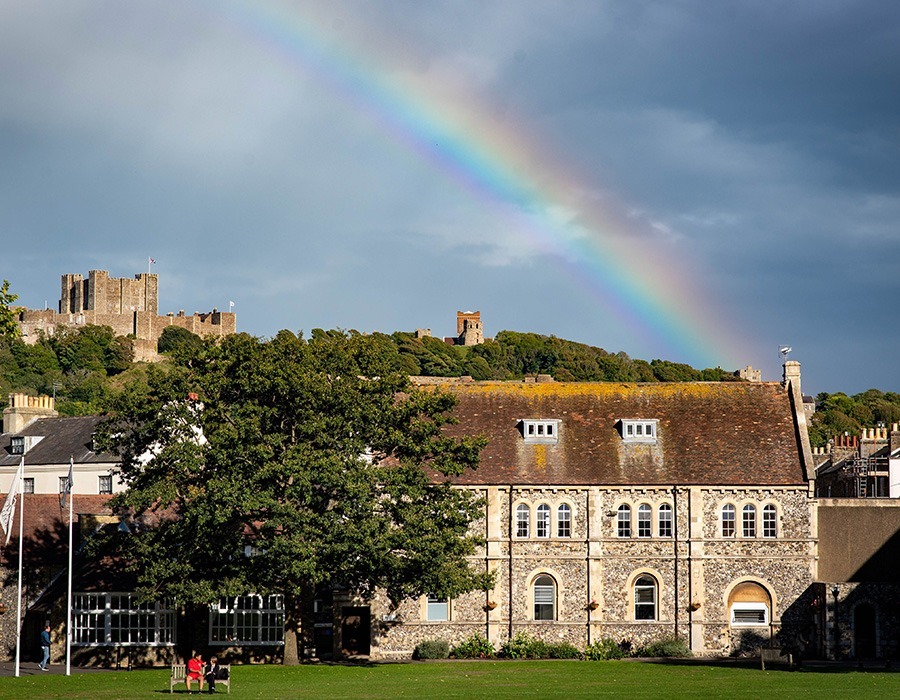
[0,457,24,545]
[60,456,74,508]
[229,300,234,309]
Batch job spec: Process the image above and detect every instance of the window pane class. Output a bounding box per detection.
[637,504,651,538]
[426,595,448,621]
[762,505,777,538]
[742,505,757,537]
[516,504,530,538]
[617,505,631,538]
[533,575,556,621]
[658,504,672,537]
[557,504,571,538]
[722,504,735,537]
[536,504,550,538]
[634,576,657,620]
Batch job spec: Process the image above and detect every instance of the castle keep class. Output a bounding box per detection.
[16,270,235,361]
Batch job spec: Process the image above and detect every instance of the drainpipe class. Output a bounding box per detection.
[508,485,514,640]
[585,488,592,643]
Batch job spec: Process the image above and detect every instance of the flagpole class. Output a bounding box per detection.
[14,460,23,677]
[66,457,74,676]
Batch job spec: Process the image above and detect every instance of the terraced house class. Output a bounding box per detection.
[373,362,817,658]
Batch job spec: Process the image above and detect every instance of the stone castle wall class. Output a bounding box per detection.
[16,270,235,360]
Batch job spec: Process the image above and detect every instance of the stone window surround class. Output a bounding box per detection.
[513,499,576,539]
[527,567,564,621]
[724,578,776,628]
[520,418,560,444]
[614,499,675,539]
[627,568,664,622]
[720,499,781,539]
[422,594,452,622]
[620,418,659,443]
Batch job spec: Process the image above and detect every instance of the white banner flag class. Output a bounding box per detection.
[1,457,24,545]
[60,456,74,508]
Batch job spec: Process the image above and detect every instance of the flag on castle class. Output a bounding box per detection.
[229,301,235,310]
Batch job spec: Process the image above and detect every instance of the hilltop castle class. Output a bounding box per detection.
[16,269,235,361]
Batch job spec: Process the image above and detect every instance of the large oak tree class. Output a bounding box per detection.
[102,330,487,663]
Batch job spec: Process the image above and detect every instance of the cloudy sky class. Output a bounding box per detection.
[2,1,899,395]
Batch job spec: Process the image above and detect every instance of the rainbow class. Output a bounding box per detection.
[215,0,747,368]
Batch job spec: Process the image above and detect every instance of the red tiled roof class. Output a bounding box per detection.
[425,380,806,486]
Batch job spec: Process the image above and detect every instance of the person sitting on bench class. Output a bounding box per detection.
[205,656,229,693]
[186,651,205,693]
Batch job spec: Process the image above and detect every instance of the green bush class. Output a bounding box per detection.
[547,642,581,659]
[451,633,495,659]
[414,639,450,660]
[636,636,692,658]
[583,638,627,660]
[500,632,550,659]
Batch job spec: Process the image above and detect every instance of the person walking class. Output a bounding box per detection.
[39,623,51,671]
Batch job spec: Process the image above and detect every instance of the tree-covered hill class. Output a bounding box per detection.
[4,277,898,447]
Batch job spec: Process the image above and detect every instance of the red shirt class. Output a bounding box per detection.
[187,658,203,678]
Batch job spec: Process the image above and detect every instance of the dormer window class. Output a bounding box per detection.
[10,437,25,455]
[521,419,560,444]
[620,419,658,444]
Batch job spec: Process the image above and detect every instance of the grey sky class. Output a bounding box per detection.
[2,1,899,395]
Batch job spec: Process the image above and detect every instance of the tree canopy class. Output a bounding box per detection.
[100,330,488,663]
[0,280,20,339]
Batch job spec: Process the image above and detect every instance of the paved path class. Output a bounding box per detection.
[0,661,115,677]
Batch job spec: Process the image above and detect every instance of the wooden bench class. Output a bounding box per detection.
[170,663,232,694]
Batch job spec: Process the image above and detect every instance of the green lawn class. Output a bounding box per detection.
[0,660,897,699]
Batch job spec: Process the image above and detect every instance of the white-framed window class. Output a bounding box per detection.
[557,504,572,538]
[658,503,672,538]
[722,504,736,538]
[59,476,69,493]
[620,419,658,443]
[536,504,550,538]
[10,437,24,455]
[72,593,175,646]
[730,602,768,626]
[515,504,530,538]
[210,595,284,645]
[637,504,652,538]
[426,594,449,621]
[521,419,560,444]
[23,478,34,494]
[533,575,556,621]
[617,504,631,538]
[762,504,777,538]
[99,475,113,494]
[634,575,657,620]
[742,504,757,538]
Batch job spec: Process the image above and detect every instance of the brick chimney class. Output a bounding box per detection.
[3,393,58,433]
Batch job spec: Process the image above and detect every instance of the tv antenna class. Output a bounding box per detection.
[778,345,792,361]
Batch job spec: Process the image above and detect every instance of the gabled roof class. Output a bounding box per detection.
[425,379,807,486]
[0,416,117,467]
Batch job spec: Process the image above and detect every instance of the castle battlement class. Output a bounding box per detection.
[16,270,235,361]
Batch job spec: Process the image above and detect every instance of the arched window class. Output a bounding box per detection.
[536,504,550,538]
[515,504,530,538]
[617,505,631,538]
[533,575,556,620]
[722,504,736,538]
[762,504,777,538]
[742,504,757,538]
[557,504,572,538]
[634,575,657,620]
[658,503,673,538]
[728,581,770,626]
[637,504,652,538]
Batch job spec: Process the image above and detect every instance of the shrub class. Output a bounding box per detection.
[451,633,495,659]
[636,636,692,658]
[500,632,549,659]
[547,642,581,659]
[583,638,627,661]
[414,639,450,660]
